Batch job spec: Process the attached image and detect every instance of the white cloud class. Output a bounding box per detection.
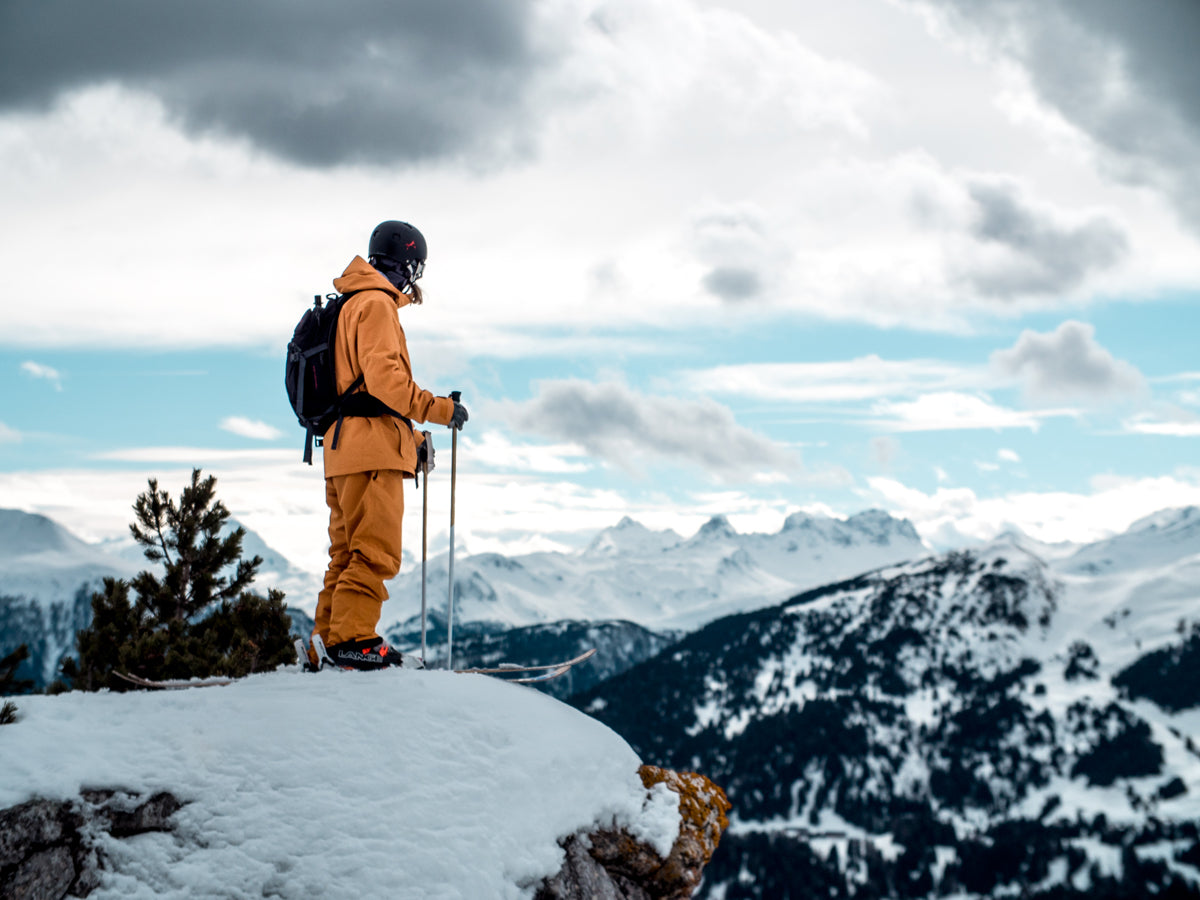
[219,417,285,441]
[2,0,1197,355]
[20,361,63,390]
[91,447,295,464]
[1123,412,1200,438]
[463,432,591,475]
[871,435,901,469]
[869,391,1072,432]
[0,462,795,582]
[681,356,981,403]
[865,471,1200,546]
[998,448,1021,463]
[0,421,22,443]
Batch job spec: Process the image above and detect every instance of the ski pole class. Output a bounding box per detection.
[446,390,461,670]
[420,434,430,664]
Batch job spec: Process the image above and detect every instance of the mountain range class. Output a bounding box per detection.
[574,506,1200,897]
[0,505,928,689]
[4,503,1200,895]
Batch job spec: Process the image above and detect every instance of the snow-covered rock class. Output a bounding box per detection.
[0,667,729,899]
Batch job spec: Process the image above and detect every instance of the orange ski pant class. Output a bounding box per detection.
[313,470,405,648]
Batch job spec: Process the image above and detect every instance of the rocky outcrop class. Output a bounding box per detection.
[2,770,727,899]
[0,791,182,899]
[538,766,730,900]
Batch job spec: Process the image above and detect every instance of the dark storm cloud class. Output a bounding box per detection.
[511,380,798,480]
[912,0,1200,232]
[962,179,1128,299]
[0,0,555,167]
[702,266,763,303]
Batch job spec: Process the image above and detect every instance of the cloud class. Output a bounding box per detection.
[998,448,1021,463]
[91,447,295,464]
[691,205,780,303]
[1123,410,1200,438]
[20,360,63,390]
[464,432,592,475]
[957,179,1129,299]
[0,0,561,168]
[909,0,1200,234]
[0,421,21,443]
[681,356,980,404]
[702,267,763,303]
[509,380,799,480]
[866,470,1200,547]
[871,436,900,470]
[869,391,1067,432]
[220,416,285,441]
[990,320,1147,403]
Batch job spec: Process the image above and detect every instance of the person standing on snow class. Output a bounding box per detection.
[312,220,468,670]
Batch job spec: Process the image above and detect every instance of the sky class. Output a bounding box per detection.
[2,0,1200,578]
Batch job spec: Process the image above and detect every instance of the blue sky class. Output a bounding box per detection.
[2,0,1200,573]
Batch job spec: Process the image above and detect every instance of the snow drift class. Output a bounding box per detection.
[0,667,691,898]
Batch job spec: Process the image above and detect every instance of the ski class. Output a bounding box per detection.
[501,664,574,684]
[455,648,597,676]
[115,646,596,689]
[115,671,234,690]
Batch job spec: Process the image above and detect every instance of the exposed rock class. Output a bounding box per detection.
[8,846,75,900]
[0,791,184,899]
[538,766,730,900]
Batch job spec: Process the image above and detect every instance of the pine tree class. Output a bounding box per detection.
[0,643,33,724]
[64,469,296,690]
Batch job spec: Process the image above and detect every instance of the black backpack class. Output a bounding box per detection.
[285,292,410,464]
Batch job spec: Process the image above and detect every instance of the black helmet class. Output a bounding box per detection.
[369,220,426,265]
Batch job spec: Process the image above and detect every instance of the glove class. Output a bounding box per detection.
[451,401,469,431]
[416,431,435,474]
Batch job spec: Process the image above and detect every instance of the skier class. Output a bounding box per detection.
[310,220,468,670]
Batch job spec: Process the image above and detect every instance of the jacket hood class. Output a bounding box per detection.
[334,256,413,307]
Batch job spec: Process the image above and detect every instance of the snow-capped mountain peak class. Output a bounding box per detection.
[845,508,922,544]
[1128,505,1200,536]
[690,515,739,542]
[585,517,682,556]
[0,509,97,561]
[381,508,930,635]
[1062,505,1200,576]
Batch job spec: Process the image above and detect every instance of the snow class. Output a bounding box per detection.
[377,508,929,635]
[0,504,929,645]
[0,667,680,898]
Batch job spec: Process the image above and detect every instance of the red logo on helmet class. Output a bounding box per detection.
[405,241,417,249]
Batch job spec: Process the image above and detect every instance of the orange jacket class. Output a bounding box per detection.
[321,256,455,477]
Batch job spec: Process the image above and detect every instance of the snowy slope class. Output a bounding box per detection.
[576,538,1200,897]
[0,510,140,685]
[1061,506,1200,576]
[0,668,680,899]
[0,509,137,610]
[0,509,323,687]
[378,509,928,636]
